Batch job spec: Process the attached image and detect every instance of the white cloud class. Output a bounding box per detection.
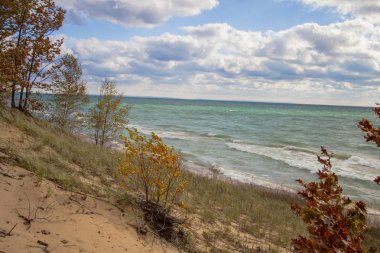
[57,0,219,27]
[64,19,380,106]
[301,0,380,23]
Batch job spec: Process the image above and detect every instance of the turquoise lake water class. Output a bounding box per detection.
[89,96,380,207]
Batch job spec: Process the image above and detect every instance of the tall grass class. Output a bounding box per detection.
[183,171,380,250]
[0,108,119,195]
[183,171,306,248]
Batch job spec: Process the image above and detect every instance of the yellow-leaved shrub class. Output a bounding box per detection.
[119,128,186,212]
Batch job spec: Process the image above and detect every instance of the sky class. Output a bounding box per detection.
[55,0,380,106]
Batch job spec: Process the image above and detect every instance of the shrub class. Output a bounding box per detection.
[118,128,186,212]
[358,105,380,185]
[291,147,373,253]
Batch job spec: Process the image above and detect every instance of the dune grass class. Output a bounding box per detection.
[0,108,119,195]
[183,171,380,251]
[0,106,379,252]
[183,171,306,249]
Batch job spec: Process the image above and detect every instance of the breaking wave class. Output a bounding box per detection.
[226,142,380,181]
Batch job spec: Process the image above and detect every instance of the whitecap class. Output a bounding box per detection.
[344,156,380,170]
[226,142,380,182]
[127,124,233,142]
[127,124,202,141]
[227,142,321,172]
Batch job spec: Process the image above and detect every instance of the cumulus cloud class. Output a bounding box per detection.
[57,0,219,27]
[301,0,380,23]
[63,20,380,105]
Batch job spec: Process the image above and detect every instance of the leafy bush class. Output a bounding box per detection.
[358,105,380,185]
[291,147,374,253]
[119,128,186,212]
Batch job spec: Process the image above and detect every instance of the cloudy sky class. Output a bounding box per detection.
[56,0,380,106]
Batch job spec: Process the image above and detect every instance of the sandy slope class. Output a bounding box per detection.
[0,152,177,253]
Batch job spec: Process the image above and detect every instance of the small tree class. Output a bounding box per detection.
[291,147,371,253]
[358,105,380,185]
[4,0,65,112]
[0,0,18,97]
[88,79,130,146]
[119,128,186,211]
[50,53,88,131]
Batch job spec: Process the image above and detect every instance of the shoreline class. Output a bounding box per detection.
[79,133,380,224]
[182,161,380,219]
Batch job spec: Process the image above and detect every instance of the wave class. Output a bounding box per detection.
[128,124,202,141]
[227,142,321,171]
[125,124,380,183]
[183,161,295,192]
[127,124,233,141]
[267,144,319,156]
[200,132,233,140]
[226,142,380,181]
[344,156,380,170]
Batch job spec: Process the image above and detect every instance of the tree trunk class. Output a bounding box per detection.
[22,84,30,111]
[11,83,16,108]
[11,8,27,109]
[20,50,36,112]
[17,86,24,109]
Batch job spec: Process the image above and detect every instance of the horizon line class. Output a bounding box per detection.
[85,94,374,109]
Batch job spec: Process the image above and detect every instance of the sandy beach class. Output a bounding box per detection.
[0,150,177,253]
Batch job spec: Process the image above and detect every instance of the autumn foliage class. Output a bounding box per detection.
[358,105,380,185]
[291,147,371,253]
[119,128,186,212]
[1,0,65,111]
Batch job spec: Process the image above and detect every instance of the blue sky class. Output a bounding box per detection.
[56,0,380,106]
[61,1,340,40]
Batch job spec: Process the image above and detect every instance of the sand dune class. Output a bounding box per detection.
[0,151,177,253]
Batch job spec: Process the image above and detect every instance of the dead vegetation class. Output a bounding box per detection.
[140,200,187,241]
[0,224,17,238]
[15,196,56,230]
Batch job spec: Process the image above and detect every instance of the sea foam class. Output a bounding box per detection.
[226,142,380,181]
[127,124,232,141]
[127,124,202,141]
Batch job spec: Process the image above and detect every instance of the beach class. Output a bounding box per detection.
[95,97,380,208]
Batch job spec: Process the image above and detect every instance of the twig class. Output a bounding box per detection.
[28,240,50,253]
[27,240,50,253]
[0,223,17,237]
[56,184,125,213]
[16,196,56,230]
[16,208,33,229]
[68,196,97,214]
